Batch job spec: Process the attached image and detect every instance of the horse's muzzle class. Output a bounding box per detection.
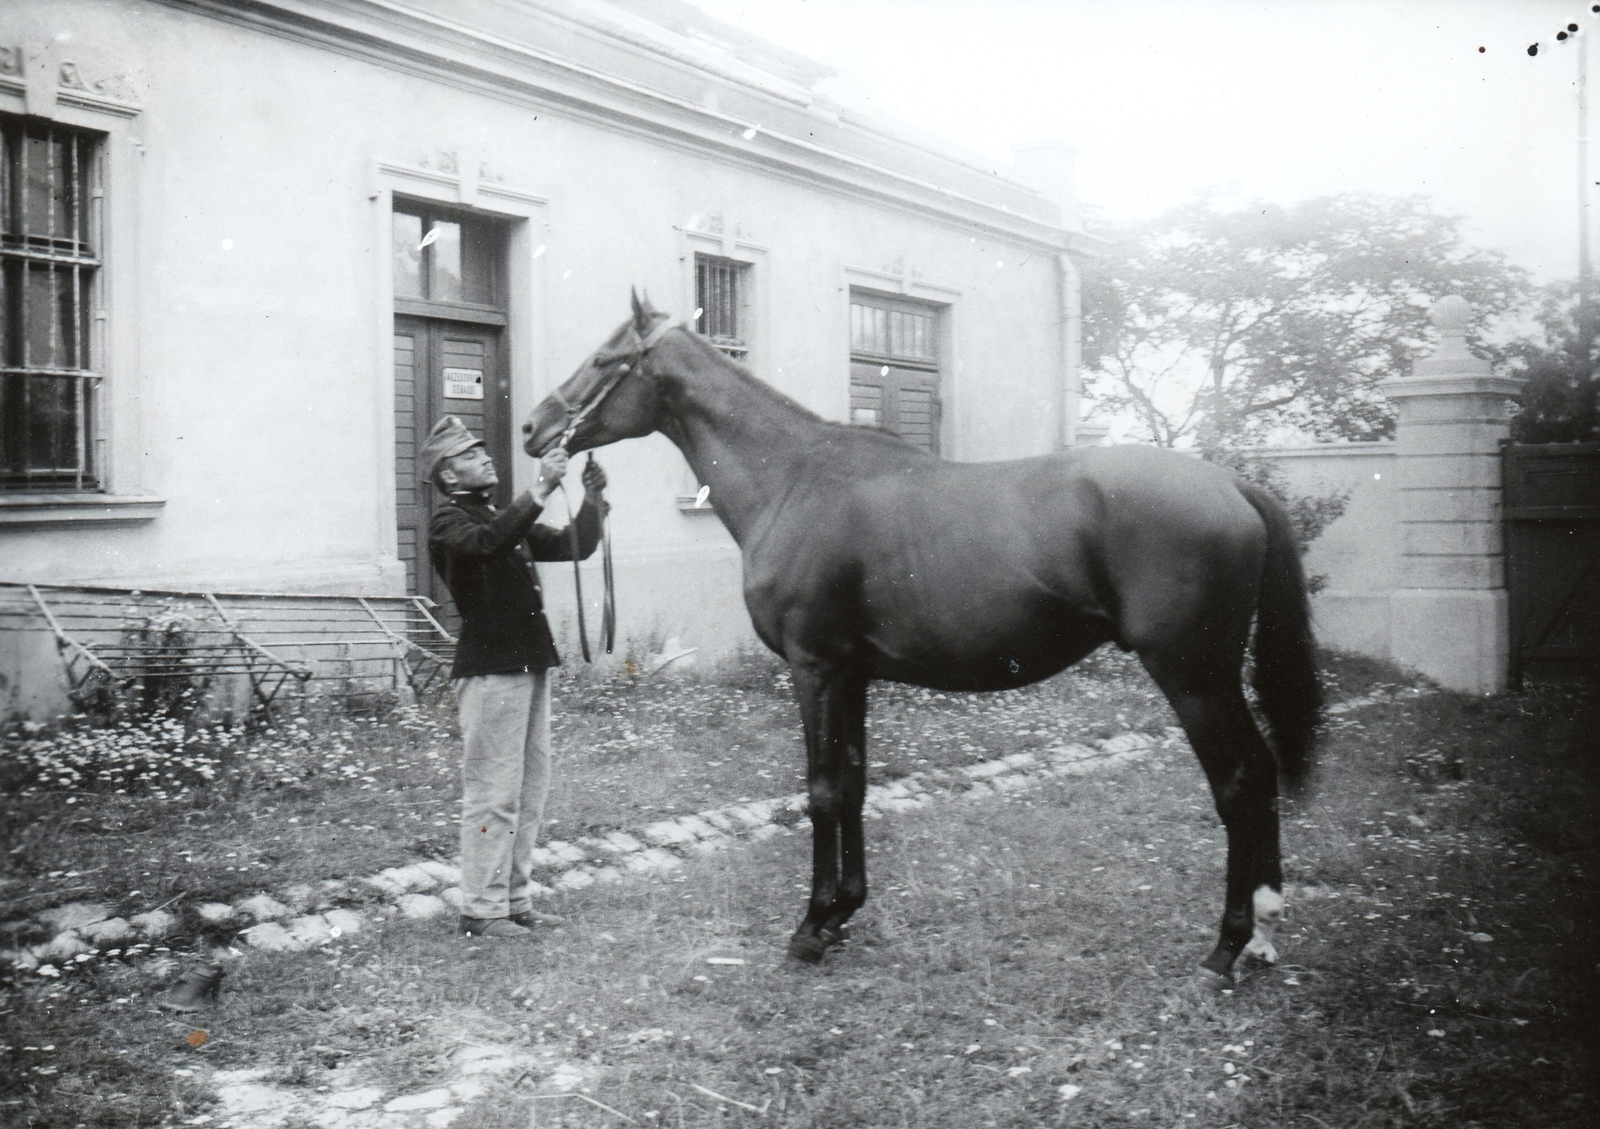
[523,417,564,458]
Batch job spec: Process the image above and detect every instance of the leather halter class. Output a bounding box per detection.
[545,316,674,661]
[546,317,676,454]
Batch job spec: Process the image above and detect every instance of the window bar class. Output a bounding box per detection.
[717,262,730,337]
[422,214,434,302]
[18,126,30,482]
[17,120,26,247]
[74,367,85,490]
[48,126,63,479]
[71,134,84,488]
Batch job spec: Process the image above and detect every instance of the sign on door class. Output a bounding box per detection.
[443,367,484,400]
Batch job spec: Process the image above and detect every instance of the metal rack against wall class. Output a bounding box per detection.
[0,582,457,712]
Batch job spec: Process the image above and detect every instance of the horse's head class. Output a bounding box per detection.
[523,289,677,458]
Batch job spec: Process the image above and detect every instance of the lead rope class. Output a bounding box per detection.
[598,460,616,655]
[556,454,615,662]
[557,481,592,663]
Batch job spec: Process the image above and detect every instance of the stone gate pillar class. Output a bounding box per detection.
[1378,296,1524,694]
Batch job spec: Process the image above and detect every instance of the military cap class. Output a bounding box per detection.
[419,416,484,483]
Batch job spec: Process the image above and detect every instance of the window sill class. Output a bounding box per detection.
[0,494,166,528]
[675,495,719,516]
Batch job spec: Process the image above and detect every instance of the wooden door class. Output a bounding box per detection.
[850,362,941,454]
[394,317,509,619]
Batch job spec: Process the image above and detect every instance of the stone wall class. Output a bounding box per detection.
[1243,297,1520,694]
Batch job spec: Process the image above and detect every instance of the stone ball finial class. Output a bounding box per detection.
[1408,293,1491,376]
[1431,294,1472,338]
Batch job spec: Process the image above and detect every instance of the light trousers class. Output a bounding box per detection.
[452,670,552,920]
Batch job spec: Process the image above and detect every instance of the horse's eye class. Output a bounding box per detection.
[522,422,532,435]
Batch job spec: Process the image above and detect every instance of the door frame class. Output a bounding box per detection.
[369,160,550,594]
[839,265,961,456]
[394,316,511,611]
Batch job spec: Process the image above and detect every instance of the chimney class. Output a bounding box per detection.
[1011,140,1080,230]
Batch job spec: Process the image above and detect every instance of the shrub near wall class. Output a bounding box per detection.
[1225,443,1400,660]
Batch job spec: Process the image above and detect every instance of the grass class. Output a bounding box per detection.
[1,648,1594,1128]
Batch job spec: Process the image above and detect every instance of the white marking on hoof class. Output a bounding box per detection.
[1243,884,1283,965]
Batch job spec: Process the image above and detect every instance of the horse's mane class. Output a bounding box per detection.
[677,329,824,422]
[677,329,932,456]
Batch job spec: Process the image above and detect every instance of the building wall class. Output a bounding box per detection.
[0,1,1079,668]
[1242,444,1400,660]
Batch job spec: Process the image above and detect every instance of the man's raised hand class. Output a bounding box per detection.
[581,457,608,498]
[535,448,569,501]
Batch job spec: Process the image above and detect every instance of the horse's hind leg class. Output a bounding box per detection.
[786,663,869,963]
[1143,659,1284,983]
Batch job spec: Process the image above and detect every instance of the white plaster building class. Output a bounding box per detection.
[0,0,1090,667]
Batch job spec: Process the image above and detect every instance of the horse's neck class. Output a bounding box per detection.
[659,350,821,546]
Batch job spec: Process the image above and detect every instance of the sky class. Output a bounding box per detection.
[690,0,1589,284]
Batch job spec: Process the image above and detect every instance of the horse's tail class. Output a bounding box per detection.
[1237,482,1321,794]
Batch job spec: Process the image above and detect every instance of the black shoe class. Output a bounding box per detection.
[509,909,566,928]
[458,916,532,938]
[158,964,224,1012]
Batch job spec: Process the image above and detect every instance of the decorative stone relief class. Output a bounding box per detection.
[418,150,460,173]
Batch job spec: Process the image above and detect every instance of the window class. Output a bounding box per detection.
[1,114,100,493]
[851,301,936,363]
[849,292,942,454]
[694,253,748,360]
[392,204,500,309]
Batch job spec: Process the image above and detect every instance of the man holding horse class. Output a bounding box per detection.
[420,415,606,940]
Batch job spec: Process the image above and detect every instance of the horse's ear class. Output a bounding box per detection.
[630,288,652,335]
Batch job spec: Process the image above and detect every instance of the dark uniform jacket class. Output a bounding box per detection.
[428,489,602,679]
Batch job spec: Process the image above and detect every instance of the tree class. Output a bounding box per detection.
[1080,193,1529,448]
[1506,282,1600,443]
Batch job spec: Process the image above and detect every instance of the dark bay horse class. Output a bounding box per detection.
[525,292,1320,984]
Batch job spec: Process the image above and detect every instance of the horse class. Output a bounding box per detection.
[524,291,1321,984]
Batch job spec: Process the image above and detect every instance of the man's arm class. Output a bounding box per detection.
[526,496,602,561]
[429,493,544,557]
[527,457,606,561]
[430,447,573,558]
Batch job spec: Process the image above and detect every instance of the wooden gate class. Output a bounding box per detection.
[1502,442,1600,685]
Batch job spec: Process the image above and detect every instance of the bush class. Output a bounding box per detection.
[1505,282,1600,443]
[1201,446,1352,556]
[1510,348,1598,444]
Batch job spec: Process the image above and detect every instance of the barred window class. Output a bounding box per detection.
[1,114,100,493]
[694,253,748,360]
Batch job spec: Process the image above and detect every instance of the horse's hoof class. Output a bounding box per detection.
[1241,938,1278,966]
[1192,967,1235,993]
[787,933,827,964]
[818,924,850,948]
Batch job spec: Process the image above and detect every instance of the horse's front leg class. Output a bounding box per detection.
[821,673,869,942]
[787,664,869,963]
